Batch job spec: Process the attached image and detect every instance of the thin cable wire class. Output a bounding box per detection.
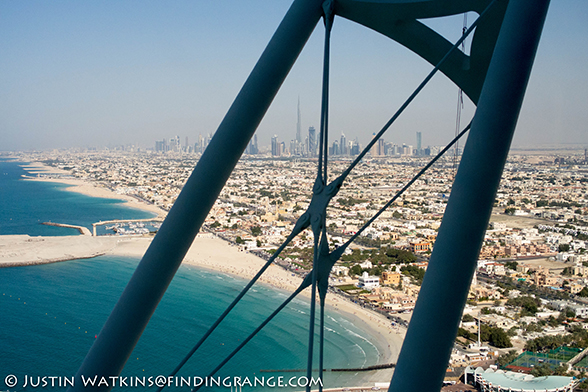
[308,4,334,390]
[192,283,308,392]
[306,234,320,389]
[157,2,493,386]
[454,12,468,175]
[185,122,470,391]
[342,122,472,250]
[156,222,309,391]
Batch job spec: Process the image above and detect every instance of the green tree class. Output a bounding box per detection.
[531,363,553,377]
[400,265,425,285]
[251,225,262,236]
[457,327,474,340]
[536,199,549,207]
[505,261,518,271]
[490,328,512,348]
[497,350,518,367]
[505,207,516,215]
[350,264,363,276]
[564,307,576,318]
[507,296,540,315]
[235,236,244,244]
[462,314,475,322]
[578,287,588,297]
[369,266,383,276]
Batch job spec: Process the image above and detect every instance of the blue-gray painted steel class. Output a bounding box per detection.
[388,1,550,391]
[335,0,509,104]
[68,0,553,390]
[68,0,324,390]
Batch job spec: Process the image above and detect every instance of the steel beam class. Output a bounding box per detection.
[388,0,550,390]
[69,1,324,390]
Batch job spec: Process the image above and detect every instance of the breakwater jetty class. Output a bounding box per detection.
[41,222,92,236]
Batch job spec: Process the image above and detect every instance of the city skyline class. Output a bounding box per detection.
[1,1,587,151]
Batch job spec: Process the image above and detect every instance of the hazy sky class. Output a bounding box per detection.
[1,1,587,151]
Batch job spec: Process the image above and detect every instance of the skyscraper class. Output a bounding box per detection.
[155,140,165,152]
[370,133,379,157]
[377,139,385,156]
[331,140,339,156]
[271,135,280,156]
[416,132,422,156]
[351,139,360,156]
[340,134,347,155]
[308,126,316,157]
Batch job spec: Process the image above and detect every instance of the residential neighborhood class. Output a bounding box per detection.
[8,144,588,384]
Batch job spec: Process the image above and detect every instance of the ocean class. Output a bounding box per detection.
[0,159,156,236]
[0,159,384,391]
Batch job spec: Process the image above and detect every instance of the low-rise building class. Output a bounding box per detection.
[381,271,401,286]
[358,271,380,290]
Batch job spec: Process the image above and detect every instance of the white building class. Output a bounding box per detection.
[358,272,380,290]
[359,260,373,269]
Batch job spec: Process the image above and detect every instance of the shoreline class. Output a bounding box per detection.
[112,234,404,384]
[19,162,166,219]
[0,234,403,385]
[3,160,405,385]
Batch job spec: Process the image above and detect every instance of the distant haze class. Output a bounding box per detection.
[1,1,587,151]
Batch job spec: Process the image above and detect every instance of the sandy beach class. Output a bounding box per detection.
[1,161,405,386]
[19,162,166,218]
[0,233,404,384]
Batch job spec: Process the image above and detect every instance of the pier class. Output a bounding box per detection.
[260,363,395,373]
[41,222,92,236]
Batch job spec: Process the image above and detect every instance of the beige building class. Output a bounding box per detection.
[381,271,401,286]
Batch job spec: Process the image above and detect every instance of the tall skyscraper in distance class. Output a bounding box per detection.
[340,133,347,155]
[370,133,379,157]
[351,138,360,156]
[271,135,281,156]
[155,139,166,152]
[290,140,297,156]
[245,134,259,155]
[377,139,385,156]
[416,131,422,156]
[308,126,316,157]
[331,140,339,156]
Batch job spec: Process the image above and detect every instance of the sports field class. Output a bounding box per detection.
[505,347,581,370]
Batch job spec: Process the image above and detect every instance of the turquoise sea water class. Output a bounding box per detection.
[0,159,155,236]
[0,159,383,391]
